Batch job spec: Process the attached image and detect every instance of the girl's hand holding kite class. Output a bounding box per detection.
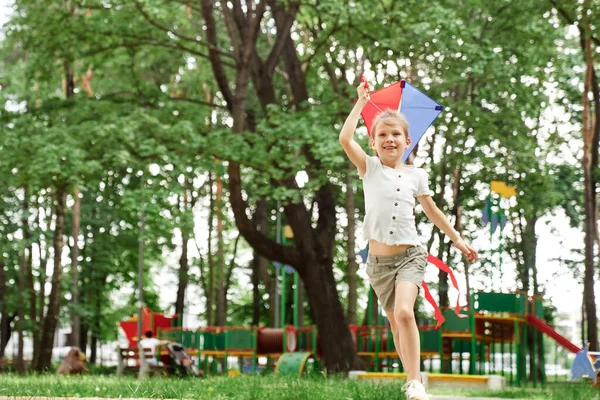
[357,77,370,105]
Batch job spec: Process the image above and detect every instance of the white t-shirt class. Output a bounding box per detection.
[139,337,161,365]
[360,156,433,246]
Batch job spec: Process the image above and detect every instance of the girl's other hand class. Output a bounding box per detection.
[453,238,479,263]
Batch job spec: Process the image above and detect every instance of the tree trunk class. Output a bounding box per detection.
[15,251,26,373]
[515,210,530,294]
[80,323,88,359]
[251,255,260,326]
[449,166,463,303]
[24,194,36,352]
[523,214,542,382]
[206,172,215,326]
[175,228,189,321]
[33,204,50,368]
[71,188,81,347]
[216,173,226,326]
[553,0,599,352]
[345,168,358,325]
[251,198,268,326]
[581,4,598,350]
[255,199,276,326]
[0,313,15,360]
[582,157,597,350]
[299,256,361,371]
[90,277,105,365]
[521,216,536,293]
[36,186,67,371]
[201,0,358,370]
[15,187,31,373]
[0,260,7,358]
[90,329,98,365]
[175,188,190,321]
[90,275,106,364]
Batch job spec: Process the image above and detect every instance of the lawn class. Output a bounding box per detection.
[0,374,598,399]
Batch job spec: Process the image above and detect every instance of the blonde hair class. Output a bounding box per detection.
[371,109,409,138]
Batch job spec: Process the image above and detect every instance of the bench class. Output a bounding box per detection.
[116,347,164,377]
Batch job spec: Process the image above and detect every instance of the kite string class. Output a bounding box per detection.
[368,99,384,113]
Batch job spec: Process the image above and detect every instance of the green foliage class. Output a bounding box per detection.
[0,0,594,351]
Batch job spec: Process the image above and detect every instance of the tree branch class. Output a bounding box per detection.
[134,1,235,60]
[241,0,267,65]
[200,0,234,108]
[265,1,300,76]
[220,1,242,63]
[227,162,300,267]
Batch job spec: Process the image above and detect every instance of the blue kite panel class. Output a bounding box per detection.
[400,82,444,162]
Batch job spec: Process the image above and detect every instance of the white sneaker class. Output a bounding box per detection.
[401,380,430,400]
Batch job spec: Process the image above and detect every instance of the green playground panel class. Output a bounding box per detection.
[452,338,482,353]
[227,329,254,350]
[181,330,201,349]
[296,330,310,351]
[296,328,317,352]
[472,292,526,314]
[160,329,183,343]
[442,308,472,332]
[202,330,226,351]
[533,298,545,319]
[421,329,440,352]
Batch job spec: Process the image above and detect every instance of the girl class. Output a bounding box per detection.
[339,82,478,400]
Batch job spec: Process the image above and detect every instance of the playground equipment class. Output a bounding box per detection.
[124,290,578,387]
[118,307,178,348]
[437,291,580,386]
[347,291,581,387]
[275,352,316,377]
[158,324,316,376]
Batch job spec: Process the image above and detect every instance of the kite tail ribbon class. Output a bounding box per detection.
[422,254,467,329]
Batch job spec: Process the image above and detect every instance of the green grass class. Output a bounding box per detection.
[430,382,600,399]
[0,374,598,399]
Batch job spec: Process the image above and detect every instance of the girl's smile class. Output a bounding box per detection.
[372,122,411,165]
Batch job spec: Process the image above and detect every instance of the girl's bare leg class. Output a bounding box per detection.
[384,309,404,366]
[393,281,421,382]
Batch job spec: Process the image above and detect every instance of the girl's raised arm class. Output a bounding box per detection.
[339,82,370,177]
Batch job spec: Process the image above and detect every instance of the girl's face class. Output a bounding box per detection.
[371,119,410,161]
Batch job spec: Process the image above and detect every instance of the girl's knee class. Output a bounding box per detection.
[393,307,415,324]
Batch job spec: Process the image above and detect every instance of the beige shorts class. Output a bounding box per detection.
[366,245,428,312]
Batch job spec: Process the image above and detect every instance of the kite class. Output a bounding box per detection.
[360,77,444,162]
